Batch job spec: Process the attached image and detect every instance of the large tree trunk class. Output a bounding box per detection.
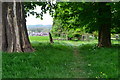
[0,2,2,52]
[1,2,34,52]
[97,3,111,47]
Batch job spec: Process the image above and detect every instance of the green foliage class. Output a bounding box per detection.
[73,33,81,38]
[52,2,120,36]
[51,2,99,40]
[53,2,98,33]
[24,2,120,38]
[51,19,65,37]
[110,2,120,33]
[24,2,55,19]
[24,2,120,34]
[92,31,98,39]
[67,29,82,39]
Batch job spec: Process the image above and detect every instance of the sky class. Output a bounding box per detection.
[26,6,53,25]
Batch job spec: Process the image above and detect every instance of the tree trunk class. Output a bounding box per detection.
[97,3,111,47]
[49,32,54,43]
[0,2,2,52]
[1,2,34,53]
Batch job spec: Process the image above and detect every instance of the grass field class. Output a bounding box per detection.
[2,36,119,78]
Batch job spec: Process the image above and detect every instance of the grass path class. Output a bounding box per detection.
[69,42,85,78]
[73,46,79,56]
[68,41,119,78]
[73,46,83,78]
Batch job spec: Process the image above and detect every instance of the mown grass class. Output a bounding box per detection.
[2,42,74,78]
[29,36,49,42]
[77,44,119,78]
[2,36,119,78]
[29,36,119,45]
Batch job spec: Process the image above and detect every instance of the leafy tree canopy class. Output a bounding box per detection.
[52,2,120,34]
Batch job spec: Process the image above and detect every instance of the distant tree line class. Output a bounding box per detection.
[28,27,50,33]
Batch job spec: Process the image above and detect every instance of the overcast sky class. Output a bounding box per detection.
[26,6,53,25]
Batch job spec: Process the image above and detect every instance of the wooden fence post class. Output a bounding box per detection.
[49,32,54,43]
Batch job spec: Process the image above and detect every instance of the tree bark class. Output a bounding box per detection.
[1,2,34,53]
[97,3,111,47]
[0,2,2,52]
